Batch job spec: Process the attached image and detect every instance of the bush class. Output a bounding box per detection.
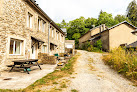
[103,47,137,80]
[94,39,102,50]
[80,39,103,53]
[81,41,90,50]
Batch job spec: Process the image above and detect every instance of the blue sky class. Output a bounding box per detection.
[36,0,133,23]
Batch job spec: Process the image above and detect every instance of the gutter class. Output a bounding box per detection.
[48,21,52,54]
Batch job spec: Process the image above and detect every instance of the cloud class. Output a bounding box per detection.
[36,0,132,23]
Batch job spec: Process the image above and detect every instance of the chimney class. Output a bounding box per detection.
[102,24,106,31]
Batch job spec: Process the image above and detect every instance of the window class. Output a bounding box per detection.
[38,18,41,31]
[27,13,33,28]
[9,39,22,55]
[49,25,50,35]
[42,45,47,53]
[42,21,46,32]
[52,29,54,37]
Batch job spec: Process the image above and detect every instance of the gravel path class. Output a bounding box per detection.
[66,50,137,92]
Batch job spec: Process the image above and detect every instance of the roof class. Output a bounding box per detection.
[89,21,137,38]
[79,24,106,39]
[31,36,45,43]
[24,0,65,35]
[108,21,137,30]
[126,41,137,48]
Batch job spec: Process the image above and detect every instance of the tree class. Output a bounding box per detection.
[85,18,98,29]
[127,0,137,26]
[114,15,130,23]
[98,11,117,27]
[72,33,81,40]
[56,19,68,28]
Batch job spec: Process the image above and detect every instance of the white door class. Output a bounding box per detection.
[32,45,36,59]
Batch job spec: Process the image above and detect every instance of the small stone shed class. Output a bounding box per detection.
[65,40,75,55]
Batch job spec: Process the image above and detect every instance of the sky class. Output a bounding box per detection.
[36,0,133,23]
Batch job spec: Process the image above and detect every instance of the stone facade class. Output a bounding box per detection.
[0,0,65,69]
[79,21,137,51]
[65,40,75,55]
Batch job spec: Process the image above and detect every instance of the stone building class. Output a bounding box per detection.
[65,40,75,55]
[79,21,137,51]
[0,0,65,68]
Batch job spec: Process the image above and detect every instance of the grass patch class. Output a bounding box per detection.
[53,82,58,84]
[60,83,67,88]
[25,53,80,92]
[71,89,78,92]
[103,47,137,82]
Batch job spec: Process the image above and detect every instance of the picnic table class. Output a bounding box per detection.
[8,59,42,74]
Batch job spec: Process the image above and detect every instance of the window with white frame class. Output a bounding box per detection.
[42,20,45,32]
[27,13,33,28]
[9,39,22,55]
[42,45,47,53]
[38,18,41,31]
[52,28,54,37]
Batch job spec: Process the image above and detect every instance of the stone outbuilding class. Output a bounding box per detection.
[0,0,65,69]
[79,21,137,51]
[65,40,75,55]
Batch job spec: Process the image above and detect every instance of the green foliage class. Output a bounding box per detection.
[127,0,137,26]
[81,41,90,50]
[114,15,130,23]
[103,47,137,80]
[81,40,103,53]
[56,19,68,28]
[72,33,81,39]
[98,11,118,27]
[65,38,69,40]
[71,89,78,92]
[94,39,102,50]
[85,17,98,29]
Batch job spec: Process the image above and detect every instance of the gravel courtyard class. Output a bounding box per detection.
[66,50,137,92]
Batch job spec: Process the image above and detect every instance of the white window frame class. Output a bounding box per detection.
[9,39,22,55]
[42,21,45,32]
[42,45,47,53]
[52,29,54,37]
[27,13,33,28]
[38,18,41,31]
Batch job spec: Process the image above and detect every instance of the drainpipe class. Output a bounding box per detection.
[48,21,52,54]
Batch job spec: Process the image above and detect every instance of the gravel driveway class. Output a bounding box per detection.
[66,50,137,92]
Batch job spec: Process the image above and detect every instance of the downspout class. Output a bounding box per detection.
[48,21,52,54]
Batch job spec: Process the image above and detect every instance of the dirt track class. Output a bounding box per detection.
[66,50,137,92]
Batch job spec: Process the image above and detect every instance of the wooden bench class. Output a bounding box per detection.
[7,59,42,74]
[7,65,32,74]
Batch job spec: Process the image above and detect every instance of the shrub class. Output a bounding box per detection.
[94,39,102,50]
[103,47,137,80]
[80,39,103,53]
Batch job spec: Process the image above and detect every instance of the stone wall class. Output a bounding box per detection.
[38,53,57,64]
[0,0,65,69]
